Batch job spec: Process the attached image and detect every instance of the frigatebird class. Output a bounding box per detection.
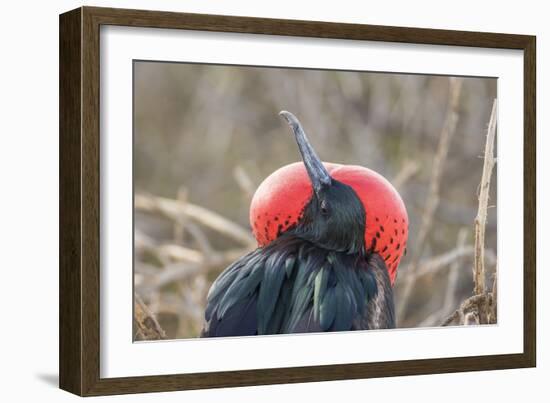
[201,111,408,337]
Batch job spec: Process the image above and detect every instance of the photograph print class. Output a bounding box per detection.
[133,61,497,340]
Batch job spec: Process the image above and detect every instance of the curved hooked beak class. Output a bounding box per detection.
[279,110,332,195]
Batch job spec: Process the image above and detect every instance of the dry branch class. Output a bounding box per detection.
[136,229,250,267]
[136,263,202,293]
[135,193,256,247]
[397,78,463,319]
[440,99,498,326]
[489,268,498,323]
[233,165,256,200]
[158,243,248,266]
[417,228,469,327]
[173,187,189,244]
[473,99,498,295]
[443,228,468,314]
[134,192,257,339]
[392,159,420,190]
[441,293,490,326]
[407,245,473,278]
[134,293,166,341]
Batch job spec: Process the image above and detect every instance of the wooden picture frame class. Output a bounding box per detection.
[59,6,536,396]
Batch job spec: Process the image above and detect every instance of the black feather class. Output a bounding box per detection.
[319,286,336,330]
[202,297,258,337]
[257,253,288,334]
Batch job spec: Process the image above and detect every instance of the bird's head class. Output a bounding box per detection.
[250,111,408,284]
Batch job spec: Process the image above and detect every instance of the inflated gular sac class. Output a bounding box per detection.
[250,162,409,285]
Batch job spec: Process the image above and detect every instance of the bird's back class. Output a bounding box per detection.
[201,235,395,337]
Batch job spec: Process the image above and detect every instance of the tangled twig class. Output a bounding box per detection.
[441,99,498,326]
[134,293,167,340]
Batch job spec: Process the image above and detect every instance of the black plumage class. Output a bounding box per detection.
[201,235,395,337]
[201,181,395,337]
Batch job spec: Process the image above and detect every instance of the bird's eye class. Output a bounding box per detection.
[320,200,330,216]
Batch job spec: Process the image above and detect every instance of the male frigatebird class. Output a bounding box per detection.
[201,111,408,337]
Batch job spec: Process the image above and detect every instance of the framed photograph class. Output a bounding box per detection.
[59,6,536,396]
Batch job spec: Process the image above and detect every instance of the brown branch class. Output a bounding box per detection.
[441,100,498,326]
[233,165,256,200]
[157,243,249,266]
[134,293,167,341]
[135,228,250,268]
[138,263,203,293]
[135,193,256,247]
[417,228,469,327]
[418,228,473,327]
[173,186,189,244]
[392,159,420,190]
[397,77,463,319]
[441,293,489,326]
[443,228,468,314]
[489,267,498,323]
[473,99,497,295]
[406,244,473,279]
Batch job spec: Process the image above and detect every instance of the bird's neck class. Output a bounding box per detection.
[287,225,366,256]
[265,232,366,264]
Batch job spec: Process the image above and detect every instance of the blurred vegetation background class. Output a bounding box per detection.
[133,61,497,340]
